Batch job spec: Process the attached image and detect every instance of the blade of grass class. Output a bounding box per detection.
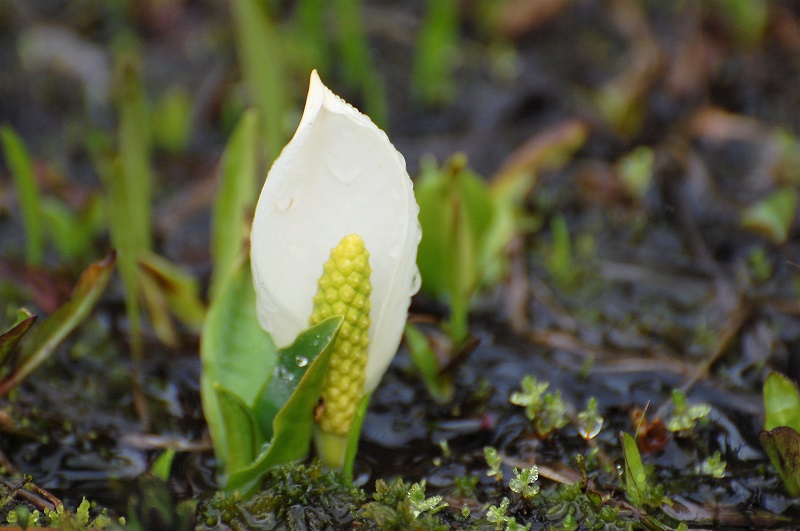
[332,0,387,127]
[294,0,330,74]
[0,252,116,396]
[114,49,153,253]
[231,0,287,163]
[0,125,45,265]
[210,109,259,302]
[413,0,459,105]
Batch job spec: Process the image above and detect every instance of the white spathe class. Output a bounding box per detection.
[251,70,421,393]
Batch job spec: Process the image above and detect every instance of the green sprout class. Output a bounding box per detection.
[695,451,726,479]
[509,466,540,500]
[760,371,800,496]
[620,432,664,509]
[485,446,503,480]
[484,497,530,530]
[408,481,448,518]
[666,389,711,433]
[510,376,569,436]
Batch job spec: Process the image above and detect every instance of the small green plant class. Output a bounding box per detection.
[485,446,503,480]
[695,451,726,479]
[0,253,115,396]
[361,478,448,530]
[510,375,569,436]
[741,186,798,244]
[416,154,516,346]
[1,125,44,265]
[509,466,540,500]
[484,497,530,530]
[620,432,664,509]
[760,371,800,496]
[666,389,711,433]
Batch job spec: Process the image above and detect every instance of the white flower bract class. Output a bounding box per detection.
[250,70,421,393]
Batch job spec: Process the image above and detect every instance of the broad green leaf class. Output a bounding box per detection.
[0,252,116,396]
[216,384,263,474]
[764,372,800,433]
[255,316,343,440]
[200,256,276,472]
[231,0,286,162]
[210,109,259,302]
[742,187,798,244]
[0,125,44,265]
[760,426,800,497]
[0,310,36,370]
[138,251,206,331]
[621,432,647,509]
[226,316,342,494]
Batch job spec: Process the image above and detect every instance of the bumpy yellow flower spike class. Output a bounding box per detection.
[309,234,372,465]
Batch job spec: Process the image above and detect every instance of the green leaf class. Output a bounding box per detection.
[742,187,798,244]
[0,252,116,396]
[764,372,800,433]
[200,256,277,473]
[416,155,498,342]
[760,426,800,497]
[404,322,452,403]
[216,384,263,473]
[114,48,153,253]
[254,315,343,441]
[138,251,206,331]
[151,449,175,482]
[210,108,259,302]
[343,392,370,483]
[332,0,387,127]
[0,125,44,265]
[226,316,342,495]
[39,196,104,262]
[152,84,192,154]
[231,0,287,162]
[0,310,36,370]
[621,431,647,509]
[412,0,459,105]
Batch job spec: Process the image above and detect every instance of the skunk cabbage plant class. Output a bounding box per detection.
[251,70,421,467]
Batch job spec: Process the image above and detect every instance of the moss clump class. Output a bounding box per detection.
[196,460,363,530]
[359,478,449,531]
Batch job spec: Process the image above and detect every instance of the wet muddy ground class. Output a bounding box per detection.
[2,0,800,528]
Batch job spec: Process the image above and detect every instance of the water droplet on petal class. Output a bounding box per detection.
[296,355,308,368]
[275,195,294,211]
[410,267,421,295]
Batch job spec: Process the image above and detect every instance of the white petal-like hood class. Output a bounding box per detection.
[251,71,421,393]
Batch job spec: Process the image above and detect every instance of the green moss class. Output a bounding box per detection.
[196,460,363,529]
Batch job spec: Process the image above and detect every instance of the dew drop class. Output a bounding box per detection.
[275,195,294,211]
[296,355,308,368]
[410,267,422,295]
